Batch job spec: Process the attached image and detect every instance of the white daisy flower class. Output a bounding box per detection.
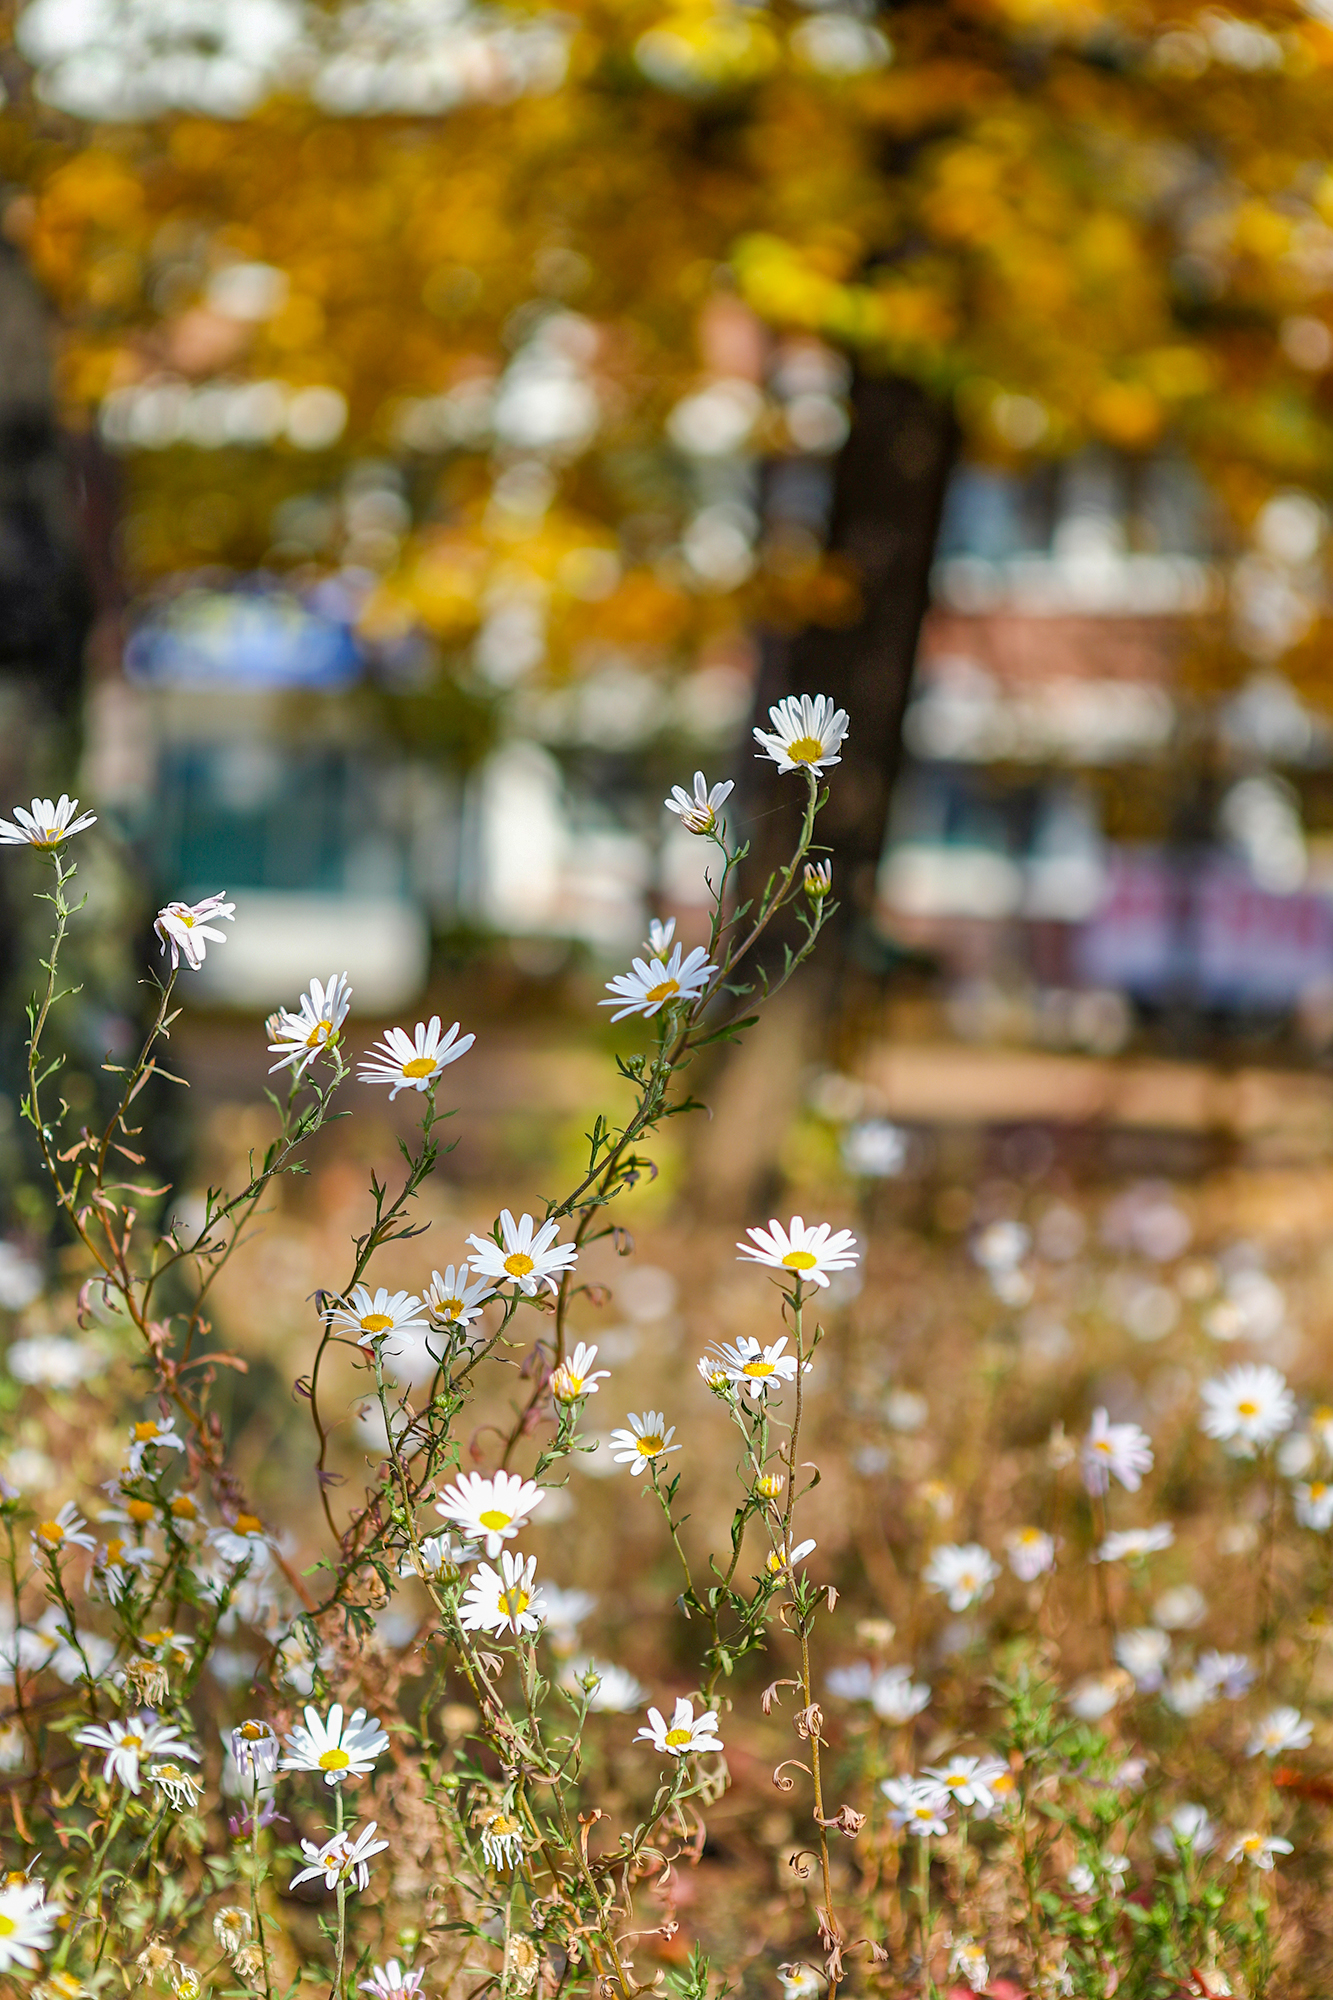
[150,1760,204,1810]
[1082,1408,1153,1496]
[230,1720,281,1783]
[1113,1627,1171,1692]
[736,1215,859,1289]
[753,692,849,774]
[290,1821,388,1894]
[154,894,235,971]
[1096,1524,1175,1563]
[1200,1363,1294,1449]
[0,794,96,849]
[361,1962,425,2000]
[561,1656,646,1711]
[31,1501,96,1560]
[1295,1478,1333,1529]
[1198,1650,1255,1699]
[89,1534,156,1603]
[541,1585,596,1649]
[550,1341,610,1404]
[425,1265,495,1329]
[0,1878,57,1972]
[635,1695,723,1757]
[1228,1831,1293,1870]
[480,1809,524,1869]
[601,941,716,1023]
[922,1542,1000,1612]
[665,770,734,835]
[358,1015,475,1097]
[705,1334,799,1401]
[437,1470,545,1556]
[398,1530,479,1580]
[459,1551,546,1637]
[267,973,353,1077]
[1248,1706,1313,1758]
[1005,1527,1056,1582]
[281,1702,389,1785]
[75,1711,199,1794]
[880,1775,951,1838]
[125,1416,186,1477]
[467,1210,577,1297]
[646,917,676,955]
[609,1410,680,1474]
[208,1511,275,1571]
[328,1284,431,1351]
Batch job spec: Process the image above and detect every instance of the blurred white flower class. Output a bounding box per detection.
[1114,1627,1171,1692]
[922,1543,999,1612]
[1006,1527,1056,1582]
[881,1775,951,1837]
[561,1656,645,1711]
[1197,1650,1254,1699]
[1082,1408,1154,1496]
[922,1753,1007,1811]
[1228,1831,1293,1870]
[1248,1706,1312,1757]
[1295,1479,1333,1530]
[1097,1524,1174,1563]
[1200,1363,1294,1449]
[1153,1804,1216,1857]
[7,1335,100,1388]
[1067,1674,1123,1721]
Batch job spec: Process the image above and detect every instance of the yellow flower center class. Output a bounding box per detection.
[644,978,681,1005]
[489,1813,518,1836]
[359,1313,394,1334]
[1313,1483,1328,1499]
[133,1422,161,1442]
[912,1804,935,1821]
[240,1722,268,1741]
[781,1249,817,1269]
[0,1914,14,1938]
[234,1513,263,1536]
[664,1727,693,1747]
[155,1762,184,1780]
[440,1298,464,1317]
[786,734,825,764]
[121,1732,143,1749]
[479,1509,512,1532]
[767,1551,786,1573]
[1237,1399,1259,1417]
[38,1521,63,1544]
[319,1747,351,1771]
[127,1500,155,1523]
[401,1055,437,1078]
[171,1496,197,1519]
[305,1021,333,1048]
[637,1435,664,1456]
[1093,1439,1113,1454]
[105,1539,125,1566]
[180,912,195,927]
[500,1586,530,1619]
[742,1360,774,1377]
[504,1252,535,1278]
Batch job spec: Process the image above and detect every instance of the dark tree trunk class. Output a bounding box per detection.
[742,368,958,971]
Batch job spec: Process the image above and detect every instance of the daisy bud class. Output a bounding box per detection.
[803,861,832,899]
[756,1472,785,1500]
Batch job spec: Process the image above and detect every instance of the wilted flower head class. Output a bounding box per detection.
[154,894,235,972]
